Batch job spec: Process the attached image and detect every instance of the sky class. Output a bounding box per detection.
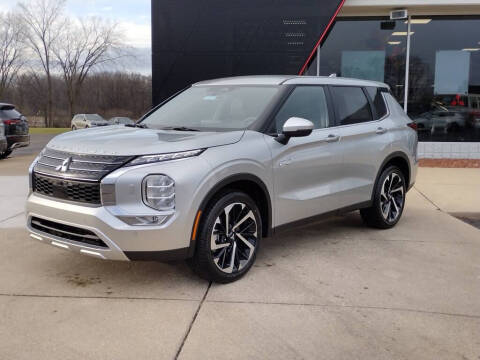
[1,0,152,74]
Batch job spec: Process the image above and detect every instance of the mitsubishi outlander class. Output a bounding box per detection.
[26,76,418,283]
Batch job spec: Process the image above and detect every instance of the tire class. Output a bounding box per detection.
[0,149,12,159]
[72,125,76,131]
[190,190,262,283]
[360,166,406,229]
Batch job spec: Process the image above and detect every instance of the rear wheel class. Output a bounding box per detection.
[0,149,12,159]
[191,191,261,283]
[72,125,77,131]
[361,166,406,229]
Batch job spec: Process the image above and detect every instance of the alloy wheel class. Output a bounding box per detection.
[210,202,258,274]
[380,172,405,223]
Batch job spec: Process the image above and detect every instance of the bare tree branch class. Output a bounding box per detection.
[16,0,66,126]
[52,17,126,118]
[0,12,26,98]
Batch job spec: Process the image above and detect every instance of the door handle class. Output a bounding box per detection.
[325,134,340,143]
[279,159,292,167]
[376,127,388,135]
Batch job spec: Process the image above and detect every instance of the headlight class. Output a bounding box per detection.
[127,149,205,167]
[143,175,175,211]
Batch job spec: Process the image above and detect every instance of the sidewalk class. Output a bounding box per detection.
[415,167,480,213]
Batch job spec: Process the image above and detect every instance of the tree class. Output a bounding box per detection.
[53,17,125,118]
[0,12,25,99]
[17,0,66,127]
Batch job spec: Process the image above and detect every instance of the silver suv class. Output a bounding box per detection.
[27,76,418,283]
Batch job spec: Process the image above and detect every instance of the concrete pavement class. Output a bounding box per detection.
[0,137,479,359]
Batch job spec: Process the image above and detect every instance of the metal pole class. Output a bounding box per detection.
[316,46,321,76]
[403,15,412,113]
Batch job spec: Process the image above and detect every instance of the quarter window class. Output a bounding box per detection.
[273,86,329,132]
[331,86,372,125]
[366,87,388,120]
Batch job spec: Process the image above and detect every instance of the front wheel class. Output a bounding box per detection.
[361,166,406,229]
[191,191,262,283]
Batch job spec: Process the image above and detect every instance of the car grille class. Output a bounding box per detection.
[34,148,134,182]
[30,217,108,248]
[33,173,101,205]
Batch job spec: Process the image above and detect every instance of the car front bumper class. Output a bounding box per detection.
[26,193,192,262]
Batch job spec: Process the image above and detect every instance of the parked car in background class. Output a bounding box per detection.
[0,121,7,156]
[414,108,466,134]
[71,114,110,130]
[27,76,418,283]
[109,117,135,125]
[0,103,30,159]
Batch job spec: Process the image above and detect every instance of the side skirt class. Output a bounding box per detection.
[272,200,372,235]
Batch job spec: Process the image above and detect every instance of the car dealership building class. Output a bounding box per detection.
[152,0,480,159]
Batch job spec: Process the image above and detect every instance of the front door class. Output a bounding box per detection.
[265,85,343,227]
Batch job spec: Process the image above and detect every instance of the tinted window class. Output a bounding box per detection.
[331,86,372,125]
[273,86,329,132]
[366,87,388,119]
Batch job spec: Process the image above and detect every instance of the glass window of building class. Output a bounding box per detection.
[311,18,408,103]
[408,16,480,142]
[311,16,480,143]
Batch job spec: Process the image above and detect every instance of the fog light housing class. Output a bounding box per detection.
[117,215,169,226]
[143,175,175,211]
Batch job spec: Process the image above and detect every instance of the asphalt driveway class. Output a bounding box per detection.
[0,135,479,360]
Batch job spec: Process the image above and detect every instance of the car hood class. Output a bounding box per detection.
[46,125,245,156]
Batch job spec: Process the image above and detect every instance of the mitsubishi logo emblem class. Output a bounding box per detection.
[56,157,72,173]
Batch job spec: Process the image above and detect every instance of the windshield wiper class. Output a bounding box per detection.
[161,126,200,132]
[125,123,149,129]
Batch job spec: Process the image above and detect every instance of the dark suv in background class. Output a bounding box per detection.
[0,103,30,159]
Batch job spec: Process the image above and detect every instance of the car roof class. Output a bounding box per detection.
[0,103,15,110]
[194,75,389,89]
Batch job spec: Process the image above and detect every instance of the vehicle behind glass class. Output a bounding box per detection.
[71,114,110,130]
[26,76,418,283]
[0,103,30,159]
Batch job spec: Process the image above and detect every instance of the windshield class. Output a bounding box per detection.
[142,85,280,131]
[86,114,104,121]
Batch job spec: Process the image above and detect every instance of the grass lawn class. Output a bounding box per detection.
[29,128,70,135]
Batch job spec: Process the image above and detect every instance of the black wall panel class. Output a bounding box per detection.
[152,0,343,105]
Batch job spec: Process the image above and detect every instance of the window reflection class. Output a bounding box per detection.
[316,18,407,102]
[408,17,480,142]
[313,16,480,142]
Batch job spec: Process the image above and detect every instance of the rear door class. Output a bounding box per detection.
[266,85,344,226]
[329,86,393,208]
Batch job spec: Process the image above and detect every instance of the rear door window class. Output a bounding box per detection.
[330,86,373,126]
[365,87,388,119]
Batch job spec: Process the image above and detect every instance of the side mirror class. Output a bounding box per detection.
[275,117,314,145]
